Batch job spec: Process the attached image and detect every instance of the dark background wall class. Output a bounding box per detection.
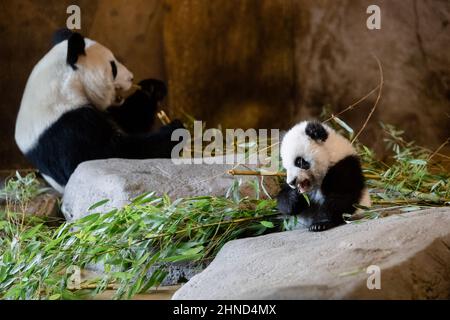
[0,0,449,169]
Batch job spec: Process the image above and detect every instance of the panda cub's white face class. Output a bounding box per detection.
[280,121,356,194]
[77,39,134,110]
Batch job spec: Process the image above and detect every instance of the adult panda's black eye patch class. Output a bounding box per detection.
[294,157,310,170]
[110,61,117,79]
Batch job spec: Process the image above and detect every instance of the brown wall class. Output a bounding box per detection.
[0,0,166,169]
[1,0,449,169]
[164,0,450,153]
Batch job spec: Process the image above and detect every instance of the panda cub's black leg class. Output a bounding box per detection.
[308,193,357,232]
[309,204,344,231]
[308,220,339,232]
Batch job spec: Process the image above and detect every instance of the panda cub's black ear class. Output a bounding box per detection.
[305,121,328,142]
[67,32,86,70]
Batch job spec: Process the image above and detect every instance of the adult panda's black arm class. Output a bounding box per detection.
[309,155,366,231]
[276,183,310,215]
[113,119,185,159]
[107,79,167,134]
[25,106,183,188]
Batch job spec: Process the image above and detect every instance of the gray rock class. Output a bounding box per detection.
[148,261,211,286]
[61,157,279,286]
[172,208,450,299]
[85,260,210,287]
[62,157,278,221]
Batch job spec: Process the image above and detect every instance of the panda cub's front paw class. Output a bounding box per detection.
[308,221,336,232]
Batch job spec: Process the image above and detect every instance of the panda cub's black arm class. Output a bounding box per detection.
[277,183,309,215]
[108,79,167,134]
[311,155,366,231]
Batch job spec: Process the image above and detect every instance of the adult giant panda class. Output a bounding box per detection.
[15,29,183,193]
[277,120,371,232]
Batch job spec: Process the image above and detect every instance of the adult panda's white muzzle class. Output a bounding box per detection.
[112,62,134,105]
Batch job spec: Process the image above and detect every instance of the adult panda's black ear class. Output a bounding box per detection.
[52,28,73,46]
[305,121,328,142]
[67,32,86,70]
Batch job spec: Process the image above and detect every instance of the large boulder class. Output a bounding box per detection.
[62,157,279,285]
[173,208,450,299]
[62,158,234,221]
[62,158,278,221]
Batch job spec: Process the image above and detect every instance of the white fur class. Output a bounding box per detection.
[281,121,371,206]
[15,37,133,153]
[281,121,356,188]
[41,173,64,194]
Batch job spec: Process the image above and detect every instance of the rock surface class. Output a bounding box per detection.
[62,158,278,221]
[173,208,450,299]
[62,157,279,285]
[62,158,230,221]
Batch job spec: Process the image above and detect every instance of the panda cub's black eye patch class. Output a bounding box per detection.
[110,61,117,79]
[294,157,310,170]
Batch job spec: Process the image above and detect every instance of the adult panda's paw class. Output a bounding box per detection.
[138,79,167,101]
[168,119,185,130]
[160,119,185,134]
[308,221,336,232]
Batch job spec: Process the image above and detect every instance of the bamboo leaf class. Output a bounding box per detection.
[88,200,109,211]
[260,221,274,228]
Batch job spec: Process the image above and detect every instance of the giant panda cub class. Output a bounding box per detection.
[277,121,371,232]
[15,29,183,193]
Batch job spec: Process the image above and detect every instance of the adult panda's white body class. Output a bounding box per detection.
[16,37,99,155]
[15,29,182,193]
[277,120,370,232]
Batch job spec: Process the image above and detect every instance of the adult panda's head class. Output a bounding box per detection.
[280,120,357,193]
[52,29,134,109]
[15,29,135,154]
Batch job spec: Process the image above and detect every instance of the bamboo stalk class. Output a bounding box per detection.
[157,110,171,125]
[67,283,118,291]
[227,169,381,180]
[324,85,381,123]
[368,180,447,203]
[227,169,286,177]
[351,55,384,144]
[67,282,178,292]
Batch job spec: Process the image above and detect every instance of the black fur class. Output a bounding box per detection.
[24,82,183,187]
[305,121,328,142]
[277,183,308,216]
[67,32,85,69]
[277,155,365,232]
[107,79,166,134]
[110,61,117,79]
[52,28,73,46]
[294,157,310,170]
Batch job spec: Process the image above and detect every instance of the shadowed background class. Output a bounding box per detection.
[0,0,449,169]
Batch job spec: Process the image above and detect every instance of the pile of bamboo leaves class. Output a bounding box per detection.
[0,183,279,300]
[0,120,448,299]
